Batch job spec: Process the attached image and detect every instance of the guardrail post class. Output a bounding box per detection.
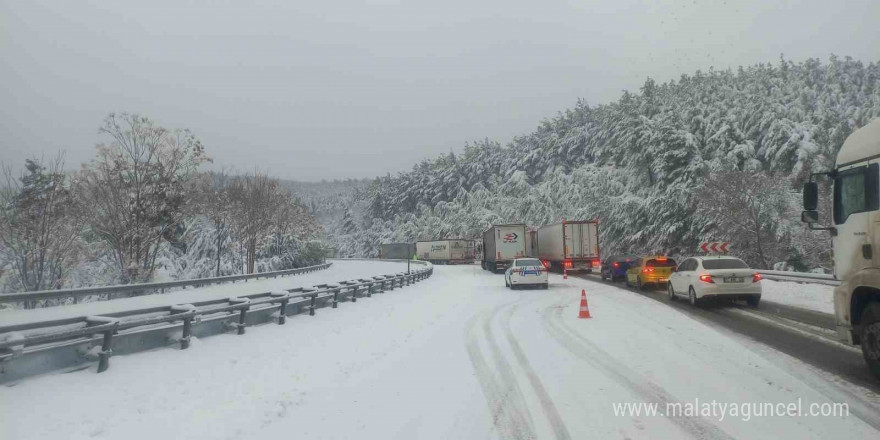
[358,279,373,297]
[228,298,250,335]
[309,294,317,316]
[351,285,358,302]
[331,286,341,308]
[170,304,196,349]
[97,330,113,373]
[86,316,119,374]
[372,276,385,293]
[388,276,396,291]
[270,291,289,325]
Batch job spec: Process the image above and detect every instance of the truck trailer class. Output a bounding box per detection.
[482,224,527,273]
[536,220,600,273]
[379,243,415,260]
[415,239,474,264]
[801,117,880,379]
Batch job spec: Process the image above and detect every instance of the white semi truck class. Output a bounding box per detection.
[415,239,474,264]
[536,220,600,273]
[482,224,527,273]
[802,117,880,379]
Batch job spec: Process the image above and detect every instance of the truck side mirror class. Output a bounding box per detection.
[803,182,818,211]
[801,210,819,223]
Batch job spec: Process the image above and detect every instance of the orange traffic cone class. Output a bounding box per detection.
[578,289,591,319]
[563,269,568,280]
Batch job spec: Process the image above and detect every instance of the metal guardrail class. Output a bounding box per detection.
[0,259,433,383]
[756,270,840,286]
[0,262,333,307]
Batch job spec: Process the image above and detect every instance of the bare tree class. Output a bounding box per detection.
[75,113,209,283]
[0,156,84,306]
[268,191,324,268]
[694,171,792,269]
[194,170,234,276]
[228,170,277,274]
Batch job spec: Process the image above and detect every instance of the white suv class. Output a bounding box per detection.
[667,256,762,306]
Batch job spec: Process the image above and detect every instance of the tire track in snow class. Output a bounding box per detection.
[541,298,737,440]
[501,303,573,440]
[465,299,536,440]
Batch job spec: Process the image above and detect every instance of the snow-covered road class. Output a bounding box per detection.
[2,264,878,439]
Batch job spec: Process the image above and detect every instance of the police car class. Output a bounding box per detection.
[504,258,549,290]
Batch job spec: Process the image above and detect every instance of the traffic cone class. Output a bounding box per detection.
[578,289,591,319]
[563,269,568,280]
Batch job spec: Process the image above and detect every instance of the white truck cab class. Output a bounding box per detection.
[803,117,880,379]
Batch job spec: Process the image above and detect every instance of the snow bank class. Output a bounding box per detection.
[760,279,834,314]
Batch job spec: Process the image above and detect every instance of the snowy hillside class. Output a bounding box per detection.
[304,56,879,269]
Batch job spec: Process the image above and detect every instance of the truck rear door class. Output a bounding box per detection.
[564,223,598,259]
[497,226,525,260]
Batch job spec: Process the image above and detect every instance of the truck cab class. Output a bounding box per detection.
[803,117,880,379]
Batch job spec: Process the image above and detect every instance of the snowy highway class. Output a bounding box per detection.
[2,262,880,439]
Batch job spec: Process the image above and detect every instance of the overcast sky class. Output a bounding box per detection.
[1,0,878,181]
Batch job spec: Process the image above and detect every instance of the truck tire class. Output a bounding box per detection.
[860,302,880,380]
[601,270,607,281]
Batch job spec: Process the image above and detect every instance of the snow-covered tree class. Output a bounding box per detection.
[75,113,210,283]
[0,157,84,305]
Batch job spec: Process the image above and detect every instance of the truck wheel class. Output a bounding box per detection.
[860,302,880,380]
[746,295,761,308]
[601,271,607,281]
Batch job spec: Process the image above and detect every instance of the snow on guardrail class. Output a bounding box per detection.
[0,260,433,383]
[755,270,839,286]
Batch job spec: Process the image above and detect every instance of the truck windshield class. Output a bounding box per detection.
[515,259,542,267]
[834,164,879,224]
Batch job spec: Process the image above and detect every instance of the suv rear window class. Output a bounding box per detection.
[645,258,676,267]
[701,259,749,269]
[515,259,542,267]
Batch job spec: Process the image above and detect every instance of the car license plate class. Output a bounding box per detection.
[725,277,744,283]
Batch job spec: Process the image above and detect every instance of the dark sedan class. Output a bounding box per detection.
[600,255,638,281]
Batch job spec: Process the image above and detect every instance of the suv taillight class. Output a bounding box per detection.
[613,262,619,268]
[642,267,654,273]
